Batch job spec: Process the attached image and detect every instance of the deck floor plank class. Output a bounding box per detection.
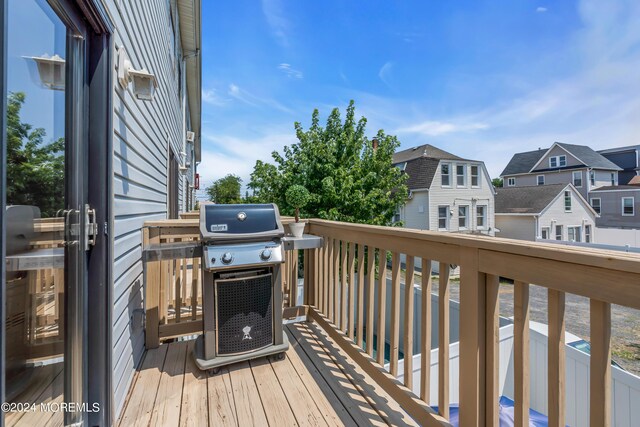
[179,341,209,427]
[250,357,299,426]
[119,344,168,427]
[118,321,415,427]
[149,340,188,427]
[208,367,238,427]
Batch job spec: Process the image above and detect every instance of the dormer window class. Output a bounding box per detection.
[441,163,451,186]
[549,155,567,168]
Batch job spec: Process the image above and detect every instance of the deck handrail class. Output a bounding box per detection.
[141,217,640,427]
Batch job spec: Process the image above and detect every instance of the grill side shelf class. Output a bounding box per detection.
[143,241,203,262]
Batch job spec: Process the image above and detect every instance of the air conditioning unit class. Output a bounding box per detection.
[186,131,195,142]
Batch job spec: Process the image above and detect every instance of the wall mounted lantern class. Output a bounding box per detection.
[23,54,65,90]
[117,46,157,101]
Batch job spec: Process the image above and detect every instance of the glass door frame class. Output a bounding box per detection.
[1,0,114,425]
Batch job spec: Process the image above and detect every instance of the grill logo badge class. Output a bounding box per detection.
[210,224,228,232]
[242,326,252,340]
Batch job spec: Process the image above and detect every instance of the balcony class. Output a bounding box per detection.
[126,217,640,426]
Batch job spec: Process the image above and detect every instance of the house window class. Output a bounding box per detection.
[555,225,563,240]
[622,197,634,216]
[476,205,486,228]
[541,227,550,239]
[537,175,545,185]
[395,162,407,171]
[564,191,572,212]
[441,163,451,186]
[591,198,601,214]
[549,155,567,168]
[573,171,582,187]
[568,226,582,242]
[585,225,592,243]
[611,173,616,186]
[590,171,595,187]
[507,177,516,187]
[456,164,466,187]
[458,205,468,229]
[438,206,449,230]
[471,165,479,187]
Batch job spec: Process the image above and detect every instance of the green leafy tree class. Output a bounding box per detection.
[206,174,242,204]
[492,178,503,188]
[249,101,408,225]
[6,92,64,217]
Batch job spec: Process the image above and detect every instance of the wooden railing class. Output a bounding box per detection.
[141,217,640,427]
[304,219,640,427]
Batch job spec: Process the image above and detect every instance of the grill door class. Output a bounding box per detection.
[215,272,274,355]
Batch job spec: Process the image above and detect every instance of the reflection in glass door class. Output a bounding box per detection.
[4,1,86,425]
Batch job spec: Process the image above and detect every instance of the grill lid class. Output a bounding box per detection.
[200,203,284,242]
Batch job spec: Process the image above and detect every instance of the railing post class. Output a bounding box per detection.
[144,226,161,349]
[590,299,612,427]
[459,247,486,427]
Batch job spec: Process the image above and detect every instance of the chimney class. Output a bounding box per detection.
[372,137,379,151]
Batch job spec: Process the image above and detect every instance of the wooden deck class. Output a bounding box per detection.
[118,322,418,427]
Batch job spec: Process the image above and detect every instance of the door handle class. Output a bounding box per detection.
[85,204,98,249]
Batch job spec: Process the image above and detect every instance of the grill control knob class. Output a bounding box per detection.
[221,252,233,264]
[260,249,272,261]
[210,257,216,265]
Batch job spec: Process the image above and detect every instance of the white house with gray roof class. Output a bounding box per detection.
[495,183,597,243]
[500,142,621,200]
[393,144,496,236]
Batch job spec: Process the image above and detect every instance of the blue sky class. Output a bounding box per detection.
[199,0,640,192]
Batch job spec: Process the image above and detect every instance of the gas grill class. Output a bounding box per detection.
[193,203,290,372]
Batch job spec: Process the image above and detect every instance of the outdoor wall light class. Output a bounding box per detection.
[117,46,158,101]
[24,54,65,91]
[186,131,195,142]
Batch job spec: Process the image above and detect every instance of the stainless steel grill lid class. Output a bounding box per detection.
[199,203,284,243]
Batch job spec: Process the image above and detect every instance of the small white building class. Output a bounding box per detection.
[495,183,597,242]
[393,144,496,236]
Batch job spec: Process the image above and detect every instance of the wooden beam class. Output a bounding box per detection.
[340,241,348,332]
[144,227,161,349]
[420,259,433,404]
[438,262,450,419]
[366,247,375,357]
[404,256,416,390]
[548,289,566,427]
[514,281,530,427]
[590,299,611,427]
[357,243,366,349]
[389,252,401,376]
[377,249,388,366]
[348,243,356,340]
[485,274,500,427]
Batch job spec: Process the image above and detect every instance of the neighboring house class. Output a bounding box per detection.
[393,144,496,236]
[0,0,201,424]
[500,142,621,200]
[589,185,640,229]
[495,184,597,243]
[598,145,640,185]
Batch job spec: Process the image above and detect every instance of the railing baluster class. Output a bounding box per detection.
[191,257,199,321]
[348,243,356,340]
[290,249,298,307]
[485,274,500,427]
[590,299,612,427]
[333,239,340,325]
[366,246,375,356]
[420,259,432,403]
[341,241,348,332]
[328,239,334,321]
[313,248,320,308]
[175,258,182,322]
[144,227,161,349]
[357,243,365,348]
[377,249,388,366]
[438,262,450,419]
[404,256,415,390]
[514,281,530,427]
[548,289,566,427]
[389,252,401,376]
[322,241,329,314]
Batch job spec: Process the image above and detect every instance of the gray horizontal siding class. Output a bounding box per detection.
[102,0,189,417]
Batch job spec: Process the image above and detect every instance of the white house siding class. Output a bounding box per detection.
[104,0,192,416]
[400,190,429,230]
[538,189,596,242]
[428,162,495,235]
[495,216,536,241]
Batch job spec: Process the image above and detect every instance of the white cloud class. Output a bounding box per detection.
[278,63,303,79]
[397,121,489,136]
[227,83,294,114]
[378,61,394,87]
[261,0,290,47]
[536,7,548,13]
[202,88,227,106]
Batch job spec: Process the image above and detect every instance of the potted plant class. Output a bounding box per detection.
[286,184,310,237]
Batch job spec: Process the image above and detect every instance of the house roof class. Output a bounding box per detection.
[392,144,466,164]
[402,157,441,190]
[590,185,640,192]
[495,183,569,214]
[501,142,621,176]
